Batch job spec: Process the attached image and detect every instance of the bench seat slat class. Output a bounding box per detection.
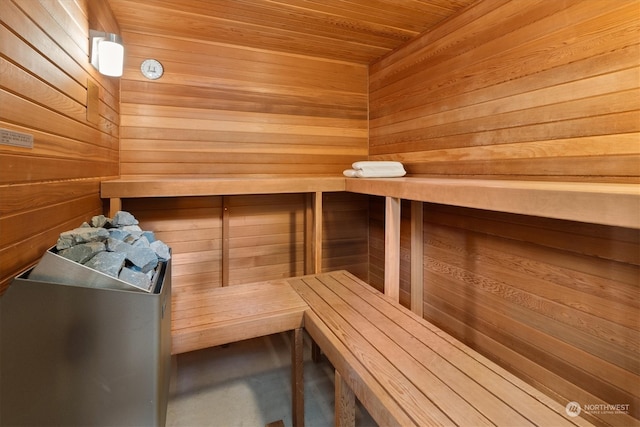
[172,280,285,299]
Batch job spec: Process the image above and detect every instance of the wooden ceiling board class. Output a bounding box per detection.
[107,0,477,63]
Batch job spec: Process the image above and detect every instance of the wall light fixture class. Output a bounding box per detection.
[89,30,124,77]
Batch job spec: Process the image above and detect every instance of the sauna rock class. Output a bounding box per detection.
[56,227,110,250]
[84,251,127,278]
[55,211,170,288]
[112,210,138,227]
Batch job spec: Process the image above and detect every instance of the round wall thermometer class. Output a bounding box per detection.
[140,59,164,80]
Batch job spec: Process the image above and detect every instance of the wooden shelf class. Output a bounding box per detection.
[101,176,346,198]
[346,177,640,229]
[101,176,639,229]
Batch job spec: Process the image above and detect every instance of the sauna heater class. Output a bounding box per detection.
[0,250,172,426]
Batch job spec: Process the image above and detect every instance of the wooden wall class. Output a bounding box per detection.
[0,0,120,294]
[368,1,640,425]
[118,31,368,177]
[419,204,639,426]
[122,192,369,293]
[370,0,639,182]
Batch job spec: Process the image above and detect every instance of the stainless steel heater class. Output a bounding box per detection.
[0,250,171,427]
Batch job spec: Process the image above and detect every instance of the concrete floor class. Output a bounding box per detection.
[167,332,376,427]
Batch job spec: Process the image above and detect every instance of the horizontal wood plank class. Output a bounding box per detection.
[107,0,475,63]
[102,177,347,198]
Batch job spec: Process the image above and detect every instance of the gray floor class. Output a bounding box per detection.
[167,332,376,427]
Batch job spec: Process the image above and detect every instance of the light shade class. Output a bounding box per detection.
[90,30,124,77]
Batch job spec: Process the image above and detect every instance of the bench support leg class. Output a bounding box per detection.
[335,371,355,427]
[311,340,322,363]
[384,196,401,302]
[108,197,122,218]
[292,328,305,427]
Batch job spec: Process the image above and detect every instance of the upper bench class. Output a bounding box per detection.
[100,176,346,198]
[346,177,640,229]
[101,176,640,229]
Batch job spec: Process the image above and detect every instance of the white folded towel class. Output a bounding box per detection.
[351,161,404,170]
[343,161,406,178]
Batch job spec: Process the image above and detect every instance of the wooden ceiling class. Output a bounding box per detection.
[107,0,476,63]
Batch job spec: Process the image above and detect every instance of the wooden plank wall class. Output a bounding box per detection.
[370,0,639,182]
[368,1,640,425]
[421,204,639,426]
[123,192,369,293]
[118,31,368,177]
[0,0,120,294]
[321,192,369,279]
[227,194,307,284]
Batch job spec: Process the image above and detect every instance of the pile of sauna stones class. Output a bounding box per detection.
[54,211,171,290]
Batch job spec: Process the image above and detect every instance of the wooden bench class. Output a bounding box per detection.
[288,270,594,427]
[100,177,637,426]
[170,279,309,427]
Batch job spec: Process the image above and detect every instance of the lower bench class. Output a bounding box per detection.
[171,279,308,427]
[287,270,594,427]
[170,271,595,427]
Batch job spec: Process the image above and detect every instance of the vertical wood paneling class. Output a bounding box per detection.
[0,0,120,294]
[368,2,640,425]
[118,31,368,178]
